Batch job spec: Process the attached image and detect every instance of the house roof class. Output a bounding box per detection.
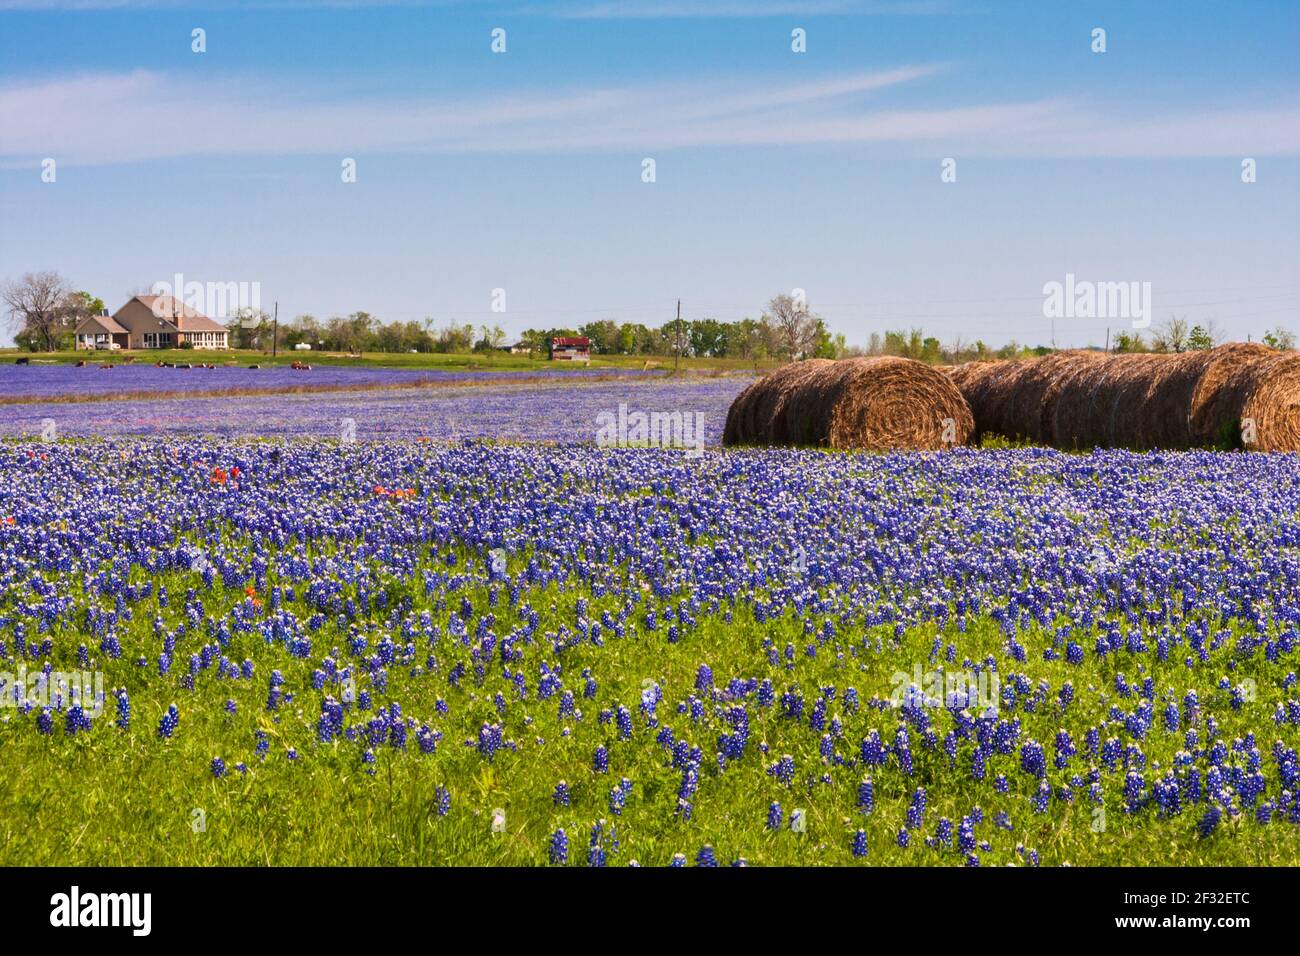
[115,295,229,334]
[551,336,590,347]
[75,314,127,336]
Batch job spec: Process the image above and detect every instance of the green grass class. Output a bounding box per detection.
[1,538,1293,866]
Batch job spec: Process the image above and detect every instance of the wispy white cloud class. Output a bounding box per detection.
[1,68,1296,166]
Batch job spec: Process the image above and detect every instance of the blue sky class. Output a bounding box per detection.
[1,0,1298,348]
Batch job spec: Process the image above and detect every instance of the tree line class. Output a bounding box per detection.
[5,272,1295,361]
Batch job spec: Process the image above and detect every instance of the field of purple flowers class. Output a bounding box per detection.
[0,377,745,444]
[1,438,1298,865]
[0,362,666,402]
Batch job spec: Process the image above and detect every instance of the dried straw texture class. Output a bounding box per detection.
[948,360,1032,441]
[722,379,761,446]
[723,357,974,450]
[1187,343,1276,447]
[1102,353,1170,448]
[1216,350,1300,451]
[723,360,834,446]
[1044,351,1111,449]
[945,344,1300,451]
[1014,351,1108,445]
[1135,350,1213,449]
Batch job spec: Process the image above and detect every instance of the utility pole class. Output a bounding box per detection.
[674,299,682,372]
[1105,327,1110,353]
[272,301,279,358]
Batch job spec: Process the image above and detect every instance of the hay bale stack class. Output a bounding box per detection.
[723,357,973,450]
[1187,342,1276,447]
[944,344,1300,451]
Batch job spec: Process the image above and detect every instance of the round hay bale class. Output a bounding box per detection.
[1217,350,1300,451]
[1006,350,1104,445]
[761,359,835,444]
[1043,351,1110,448]
[1047,354,1135,450]
[723,356,973,450]
[769,359,844,445]
[953,359,1033,441]
[722,379,761,446]
[946,361,996,392]
[1188,342,1275,447]
[946,361,1004,441]
[1104,353,1171,448]
[1135,350,1212,449]
[726,359,833,446]
[1049,355,1112,451]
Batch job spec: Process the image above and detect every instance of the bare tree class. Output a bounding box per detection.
[763,293,820,360]
[2,271,77,351]
[1150,315,1190,353]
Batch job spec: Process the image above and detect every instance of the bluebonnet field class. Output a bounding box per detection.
[0,377,743,445]
[1,436,1298,865]
[0,362,666,401]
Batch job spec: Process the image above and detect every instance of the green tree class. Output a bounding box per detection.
[1263,326,1296,350]
[688,318,727,357]
[1186,325,1214,351]
[1113,331,1147,353]
[579,320,621,354]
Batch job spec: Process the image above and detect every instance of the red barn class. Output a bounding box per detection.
[549,336,591,362]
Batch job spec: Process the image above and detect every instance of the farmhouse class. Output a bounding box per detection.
[74,295,230,351]
[549,336,591,362]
